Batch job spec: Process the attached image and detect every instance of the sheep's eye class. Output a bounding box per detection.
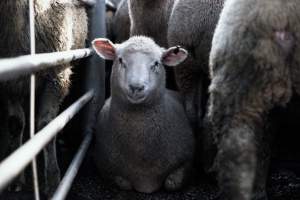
[119,57,123,64]
[119,58,126,68]
[151,61,159,71]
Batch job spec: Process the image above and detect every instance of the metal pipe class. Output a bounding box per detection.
[83,0,106,137]
[0,48,93,81]
[29,0,40,199]
[51,133,93,200]
[105,0,116,12]
[0,90,94,191]
[80,0,97,7]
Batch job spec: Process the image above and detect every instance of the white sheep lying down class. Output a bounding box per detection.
[92,36,195,193]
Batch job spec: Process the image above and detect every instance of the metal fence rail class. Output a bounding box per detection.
[52,133,93,200]
[0,48,93,81]
[0,90,94,191]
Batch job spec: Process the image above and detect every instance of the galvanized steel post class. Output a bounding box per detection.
[84,0,106,136]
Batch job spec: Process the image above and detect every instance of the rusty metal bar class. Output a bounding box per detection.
[0,90,94,191]
[0,48,93,82]
[51,133,93,200]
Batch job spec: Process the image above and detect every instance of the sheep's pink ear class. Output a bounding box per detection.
[161,46,188,66]
[92,38,116,60]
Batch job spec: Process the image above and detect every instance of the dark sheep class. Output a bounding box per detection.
[168,0,224,129]
[111,0,130,43]
[128,0,174,48]
[0,0,88,196]
[206,0,300,199]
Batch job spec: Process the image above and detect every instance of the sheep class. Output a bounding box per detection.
[92,36,195,193]
[106,0,130,45]
[0,0,88,195]
[128,0,174,48]
[168,0,224,129]
[111,0,130,43]
[206,0,300,199]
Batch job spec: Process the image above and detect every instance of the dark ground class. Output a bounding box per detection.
[66,152,300,200]
[3,152,300,200]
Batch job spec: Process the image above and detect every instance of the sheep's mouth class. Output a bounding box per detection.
[127,93,147,104]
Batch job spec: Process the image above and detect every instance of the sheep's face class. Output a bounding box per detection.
[113,51,165,104]
[92,36,188,104]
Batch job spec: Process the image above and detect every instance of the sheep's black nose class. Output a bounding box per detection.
[129,84,145,94]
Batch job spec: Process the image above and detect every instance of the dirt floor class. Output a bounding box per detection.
[66,152,300,200]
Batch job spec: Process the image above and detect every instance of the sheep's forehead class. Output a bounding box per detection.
[116,37,163,60]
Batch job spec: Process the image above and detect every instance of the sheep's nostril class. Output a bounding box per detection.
[129,84,145,94]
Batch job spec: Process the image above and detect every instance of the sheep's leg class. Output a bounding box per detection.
[7,100,26,192]
[175,58,201,130]
[37,68,71,196]
[291,47,300,96]
[215,122,257,200]
[196,74,207,129]
[214,118,270,200]
[252,129,270,200]
[43,138,60,196]
[206,84,271,200]
[38,98,61,196]
[164,162,192,191]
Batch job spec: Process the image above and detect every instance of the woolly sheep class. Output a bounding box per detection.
[168,0,224,129]
[92,36,195,193]
[128,0,174,48]
[112,0,130,43]
[0,0,88,195]
[106,0,130,44]
[206,0,300,199]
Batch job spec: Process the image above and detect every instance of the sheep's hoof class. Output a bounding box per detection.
[114,176,132,191]
[165,167,185,191]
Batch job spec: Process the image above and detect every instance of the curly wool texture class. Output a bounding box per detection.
[0,0,87,97]
[206,0,300,200]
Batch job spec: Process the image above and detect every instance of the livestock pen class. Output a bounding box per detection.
[0,0,300,200]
